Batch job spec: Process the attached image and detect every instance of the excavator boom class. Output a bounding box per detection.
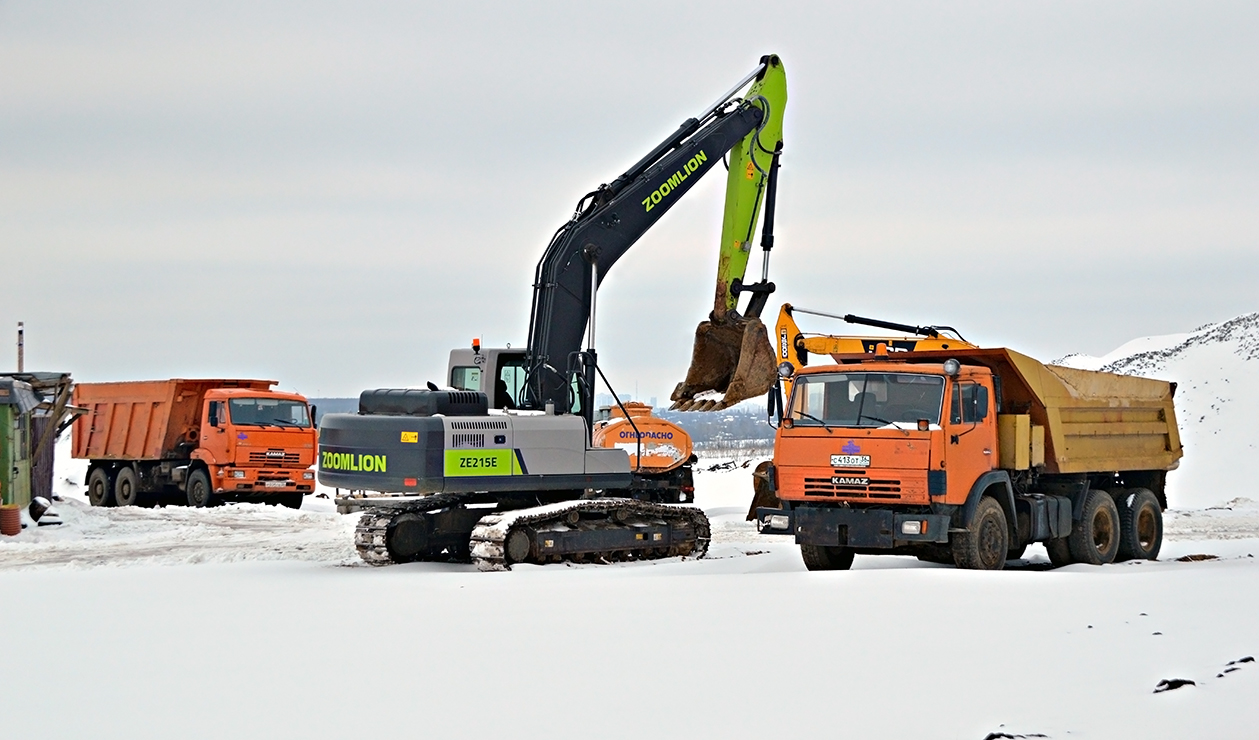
[671,56,787,412]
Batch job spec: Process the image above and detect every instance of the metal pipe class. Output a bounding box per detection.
[697,62,768,123]
[791,308,940,338]
[587,261,598,351]
[17,321,23,372]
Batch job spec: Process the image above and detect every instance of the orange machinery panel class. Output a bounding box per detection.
[72,379,276,461]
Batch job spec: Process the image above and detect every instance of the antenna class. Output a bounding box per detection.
[17,322,24,372]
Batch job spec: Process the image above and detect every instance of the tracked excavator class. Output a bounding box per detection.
[318,56,788,570]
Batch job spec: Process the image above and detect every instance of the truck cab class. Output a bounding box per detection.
[195,388,318,498]
[774,361,997,509]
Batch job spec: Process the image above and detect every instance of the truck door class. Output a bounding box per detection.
[944,378,997,502]
[200,399,230,464]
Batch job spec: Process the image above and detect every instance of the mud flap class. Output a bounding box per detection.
[671,315,777,411]
[746,460,781,521]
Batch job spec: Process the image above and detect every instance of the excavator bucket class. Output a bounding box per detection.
[670,315,778,411]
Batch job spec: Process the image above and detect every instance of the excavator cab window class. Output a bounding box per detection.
[495,356,529,410]
[451,366,482,392]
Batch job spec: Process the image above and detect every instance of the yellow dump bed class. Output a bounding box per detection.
[839,347,1183,474]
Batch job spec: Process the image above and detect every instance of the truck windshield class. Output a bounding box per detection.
[789,372,944,427]
[229,398,311,428]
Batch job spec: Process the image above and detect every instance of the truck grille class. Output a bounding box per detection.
[451,433,485,448]
[803,471,902,499]
[249,451,300,465]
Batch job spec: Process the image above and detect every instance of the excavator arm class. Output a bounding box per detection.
[524,55,788,426]
[669,57,788,412]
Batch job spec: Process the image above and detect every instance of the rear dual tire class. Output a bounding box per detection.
[1115,487,1162,561]
[114,467,142,507]
[1048,488,1124,567]
[88,468,115,507]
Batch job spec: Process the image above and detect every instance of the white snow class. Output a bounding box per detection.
[1055,312,1259,509]
[2,317,1258,738]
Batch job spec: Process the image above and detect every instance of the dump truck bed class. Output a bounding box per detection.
[72,379,276,461]
[832,347,1182,474]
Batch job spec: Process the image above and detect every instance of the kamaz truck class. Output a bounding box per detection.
[755,344,1182,570]
[73,379,317,508]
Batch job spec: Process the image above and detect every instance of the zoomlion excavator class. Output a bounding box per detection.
[318,56,787,570]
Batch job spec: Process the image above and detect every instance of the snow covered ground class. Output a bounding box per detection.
[1,444,1257,738]
[2,316,1258,738]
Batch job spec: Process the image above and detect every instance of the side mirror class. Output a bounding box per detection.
[208,405,219,427]
[975,386,989,420]
[766,383,784,429]
[310,405,318,425]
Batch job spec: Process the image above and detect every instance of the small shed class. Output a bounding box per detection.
[0,378,42,507]
[0,372,77,508]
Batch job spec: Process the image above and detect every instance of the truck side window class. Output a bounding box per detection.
[950,383,989,424]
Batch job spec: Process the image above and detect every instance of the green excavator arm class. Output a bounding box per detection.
[671,55,787,411]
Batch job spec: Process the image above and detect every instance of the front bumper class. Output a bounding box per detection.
[756,506,950,548]
[216,467,314,494]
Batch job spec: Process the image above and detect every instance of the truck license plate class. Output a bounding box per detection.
[263,480,288,488]
[830,454,870,468]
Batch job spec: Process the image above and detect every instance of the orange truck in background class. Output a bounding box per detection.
[72,379,317,508]
[755,347,1182,571]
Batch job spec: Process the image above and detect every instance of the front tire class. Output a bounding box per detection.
[952,497,1008,570]
[800,544,855,571]
[1116,487,1162,561]
[1068,488,1120,565]
[87,468,115,507]
[186,469,216,508]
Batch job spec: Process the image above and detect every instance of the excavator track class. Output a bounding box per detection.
[352,491,479,566]
[468,498,711,571]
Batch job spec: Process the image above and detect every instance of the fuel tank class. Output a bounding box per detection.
[592,402,693,473]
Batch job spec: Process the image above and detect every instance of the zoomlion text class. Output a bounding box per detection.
[642,150,708,212]
[322,451,387,472]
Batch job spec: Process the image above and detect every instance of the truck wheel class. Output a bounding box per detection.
[1046,538,1074,567]
[87,468,115,507]
[114,467,141,507]
[1116,487,1162,561]
[1068,488,1120,565]
[800,545,855,571]
[952,497,1008,570]
[274,493,303,509]
[186,469,216,508]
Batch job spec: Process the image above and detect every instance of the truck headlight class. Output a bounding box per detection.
[303,471,315,480]
[901,520,923,535]
[232,470,246,479]
[765,514,790,530]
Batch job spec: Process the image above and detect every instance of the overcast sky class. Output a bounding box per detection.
[3,1,1256,400]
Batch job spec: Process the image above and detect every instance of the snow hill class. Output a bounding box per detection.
[1057,312,1259,509]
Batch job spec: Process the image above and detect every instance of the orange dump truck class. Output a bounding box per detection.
[72,379,317,508]
[755,347,1182,570]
